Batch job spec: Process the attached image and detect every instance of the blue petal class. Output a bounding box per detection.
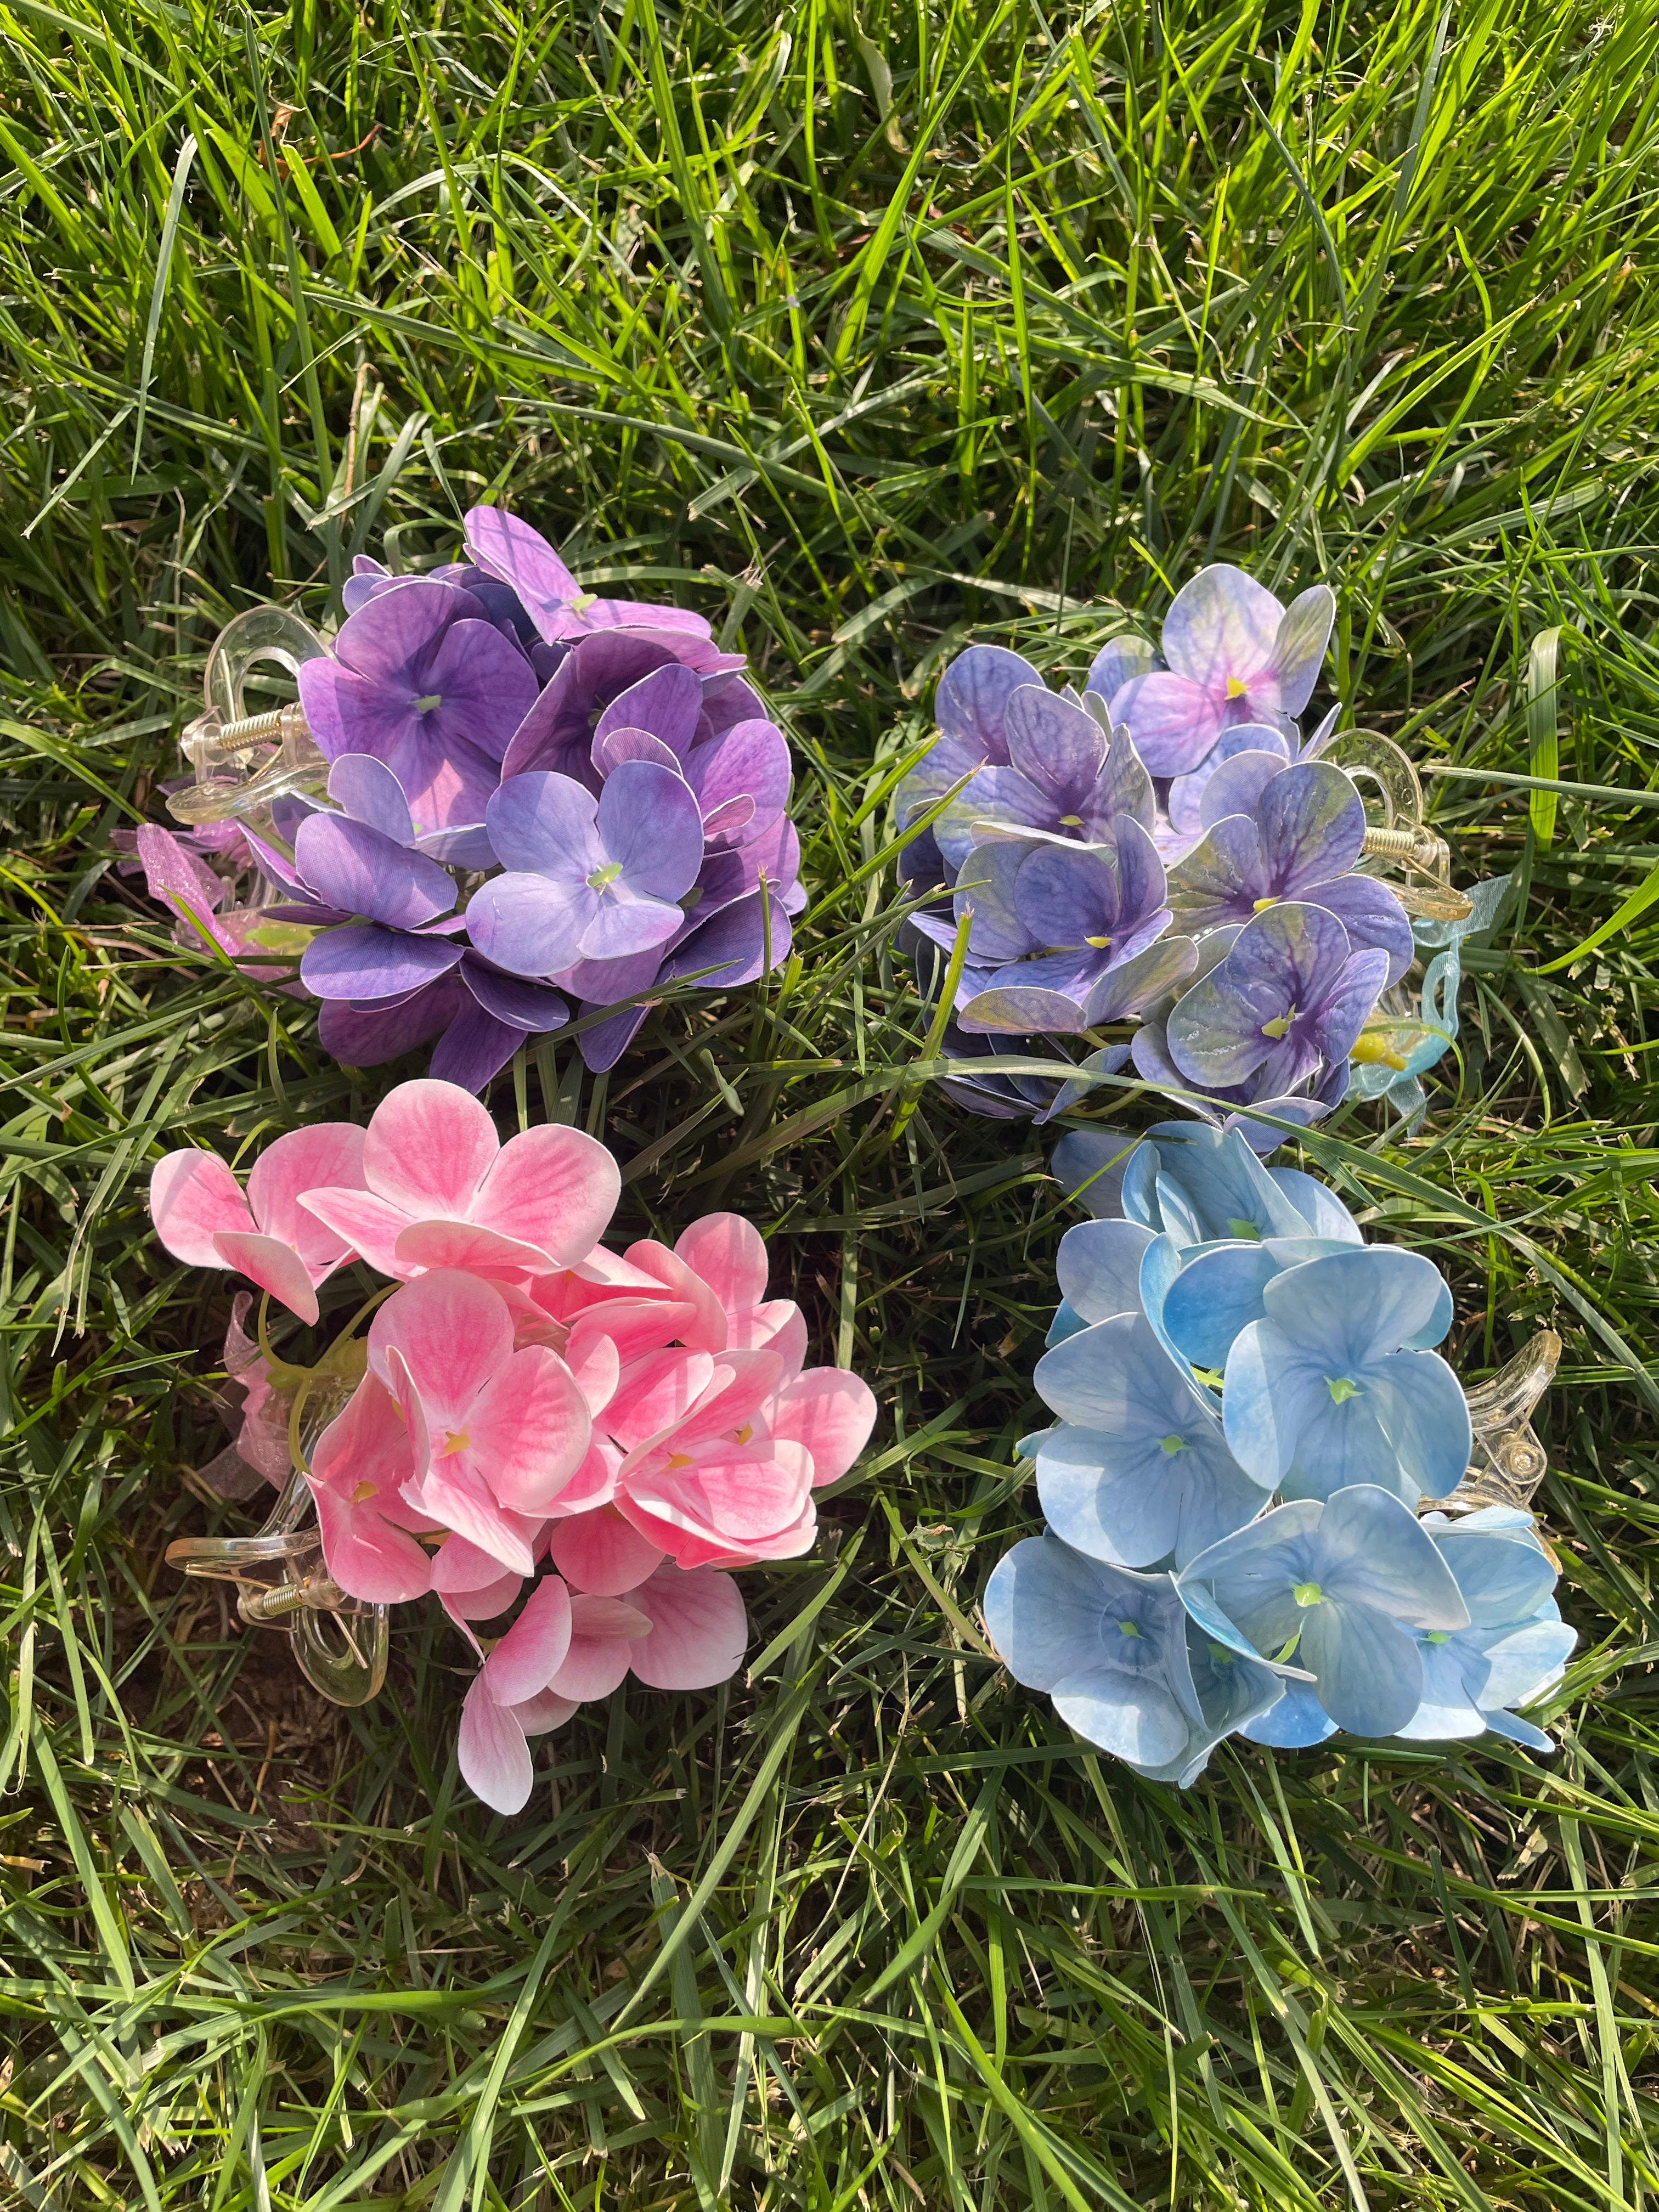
[1267,1166,1363,1243]
[1481,1708,1554,1752]
[1258,1244,1459,1370]
[1432,1524,1557,1629]
[1311,1485,1469,1630]
[1056,1219,1156,1323]
[1477,1617,1577,1712]
[1238,1676,1336,1748]
[1161,1238,1351,1374]
[1050,1667,1197,1770]
[1046,1300,1090,1347]
[1299,1599,1424,1736]
[1049,1129,1141,1218]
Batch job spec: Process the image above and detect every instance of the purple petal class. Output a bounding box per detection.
[1196,749,1290,829]
[1076,729,1156,839]
[332,578,481,687]
[1002,686,1107,805]
[1015,844,1122,947]
[554,944,664,1003]
[342,556,390,615]
[464,506,578,637]
[466,871,594,978]
[1256,761,1365,894]
[501,634,683,782]
[1310,947,1391,1065]
[1084,932,1197,1026]
[1110,671,1224,777]
[1165,904,1351,1087]
[684,719,792,837]
[954,841,1042,964]
[420,619,540,763]
[700,672,768,741]
[459,957,569,1031]
[594,663,702,760]
[597,760,704,901]
[701,793,755,842]
[298,659,423,766]
[576,1001,651,1074]
[413,822,497,870]
[935,645,1041,764]
[1085,634,1158,703]
[578,887,686,962]
[1170,815,1267,929]
[955,984,1091,1035]
[937,765,1058,870]
[1113,817,1170,932]
[302,923,465,1002]
[1271,586,1336,716]
[484,771,603,878]
[1167,724,1291,834]
[294,814,455,929]
[596,727,681,775]
[430,1003,531,1092]
[1301,875,1414,983]
[317,978,464,1066]
[683,815,801,923]
[1161,565,1281,690]
[662,889,791,989]
[328,753,414,842]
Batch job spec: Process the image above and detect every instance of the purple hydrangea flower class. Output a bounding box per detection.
[1105,565,1336,776]
[464,505,735,653]
[933,686,1154,871]
[1169,759,1414,980]
[297,579,539,836]
[1164,902,1389,1101]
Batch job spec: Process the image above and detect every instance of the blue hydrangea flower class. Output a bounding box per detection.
[1176,1485,1470,1737]
[1220,1246,1471,1504]
[1051,1119,1362,1240]
[984,1532,1284,1783]
[1397,1509,1575,1747]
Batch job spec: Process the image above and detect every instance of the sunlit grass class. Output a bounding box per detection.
[2,0,1659,2204]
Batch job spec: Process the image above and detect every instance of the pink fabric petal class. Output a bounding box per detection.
[623,1240,727,1350]
[310,1374,413,1490]
[511,1688,581,1735]
[567,1297,695,1363]
[150,1150,253,1266]
[413,1454,538,1576]
[461,1344,592,1513]
[568,1246,671,1294]
[442,1569,526,1621]
[564,1327,620,1417]
[369,1268,516,1426]
[768,1369,878,1488]
[431,1530,516,1593]
[668,1350,787,1453]
[549,1505,666,1595]
[604,1348,717,1452]
[457,1673,534,1813]
[543,1437,620,1517]
[627,1566,748,1690]
[297,1186,413,1278]
[211,1230,321,1324]
[471,1125,622,1267]
[484,1573,573,1703]
[729,1300,808,1378]
[363,1077,500,1218]
[549,1632,634,1702]
[385,1346,432,1480]
[246,1125,368,1261]
[311,1483,433,1602]
[674,1212,769,1313]
[627,1449,810,1544]
[392,1218,555,1282]
[668,1503,816,1567]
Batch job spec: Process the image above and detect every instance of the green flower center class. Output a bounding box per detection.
[1424,1630,1451,1645]
[1293,1581,1324,1608]
[1116,1618,1143,1638]
[411,692,443,714]
[1325,1376,1362,1403]
[588,860,624,890]
[1252,895,1278,912]
[1160,1432,1187,1456]
[1227,1217,1261,1240]
[1260,1009,1297,1039]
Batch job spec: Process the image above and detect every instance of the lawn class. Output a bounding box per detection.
[2,0,1659,2204]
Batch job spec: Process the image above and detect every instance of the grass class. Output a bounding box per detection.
[2,0,1659,2202]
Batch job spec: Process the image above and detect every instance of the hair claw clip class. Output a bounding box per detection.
[1421,1329,1561,1518]
[1323,730,1473,924]
[168,605,330,844]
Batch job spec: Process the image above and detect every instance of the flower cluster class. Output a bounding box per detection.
[151,1078,876,1813]
[896,566,1412,1142]
[983,1122,1575,1780]
[139,507,803,1088]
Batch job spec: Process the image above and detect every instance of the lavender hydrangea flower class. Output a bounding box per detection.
[1176,1484,1470,1738]
[297,579,539,835]
[1220,1246,1471,1504]
[464,505,730,651]
[1165,902,1388,1101]
[1105,566,1336,776]
[933,686,1155,871]
[984,1533,1284,1784]
[1169,760,1413,980]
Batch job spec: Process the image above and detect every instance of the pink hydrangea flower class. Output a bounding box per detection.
[306,1374,438,1603]
[300,1078,620,1283]
[150,1124,369,1324]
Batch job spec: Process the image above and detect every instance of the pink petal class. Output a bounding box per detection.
[729,1300,808,1378]
[385,1346,432,1479]
[563,1325,620,1417]
[604,1348,717,1452]
[567,1297,696,1364]
[309,1374,415,1496]
[149,1150,253,1266]
[311,1482,433,1602]
[472,1125,622,1267]
[668,1350,787,1454]
[549,1630,634,1701]
[246,1125,368,1261]
[431,1530,517,1593]
[369,1269,516,1426]
[627,1566,748,1690]
[442,1569,526,1620]
[298,1186,413,1278]
[549,1505,666,1595]
[223,1291,261,1379]
[392,1218,556,1282]
[457,1673,534,1814]
[511,1688,580,1736]
[623,1239,727,1350]
[568,1246,671,1294]
[668,1504,816,1568]
[462,1345,592,1513]
[630,1451,811,1544]
[211,1231,321,1325]
[544,1437,621,1516]
[412,1454,538,1576]
[767,1369,878,1488]
[571,1593,652,1637]
[673,1212,769,1313]
[363,1077,499,1218]
[484,1573,573,1703]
